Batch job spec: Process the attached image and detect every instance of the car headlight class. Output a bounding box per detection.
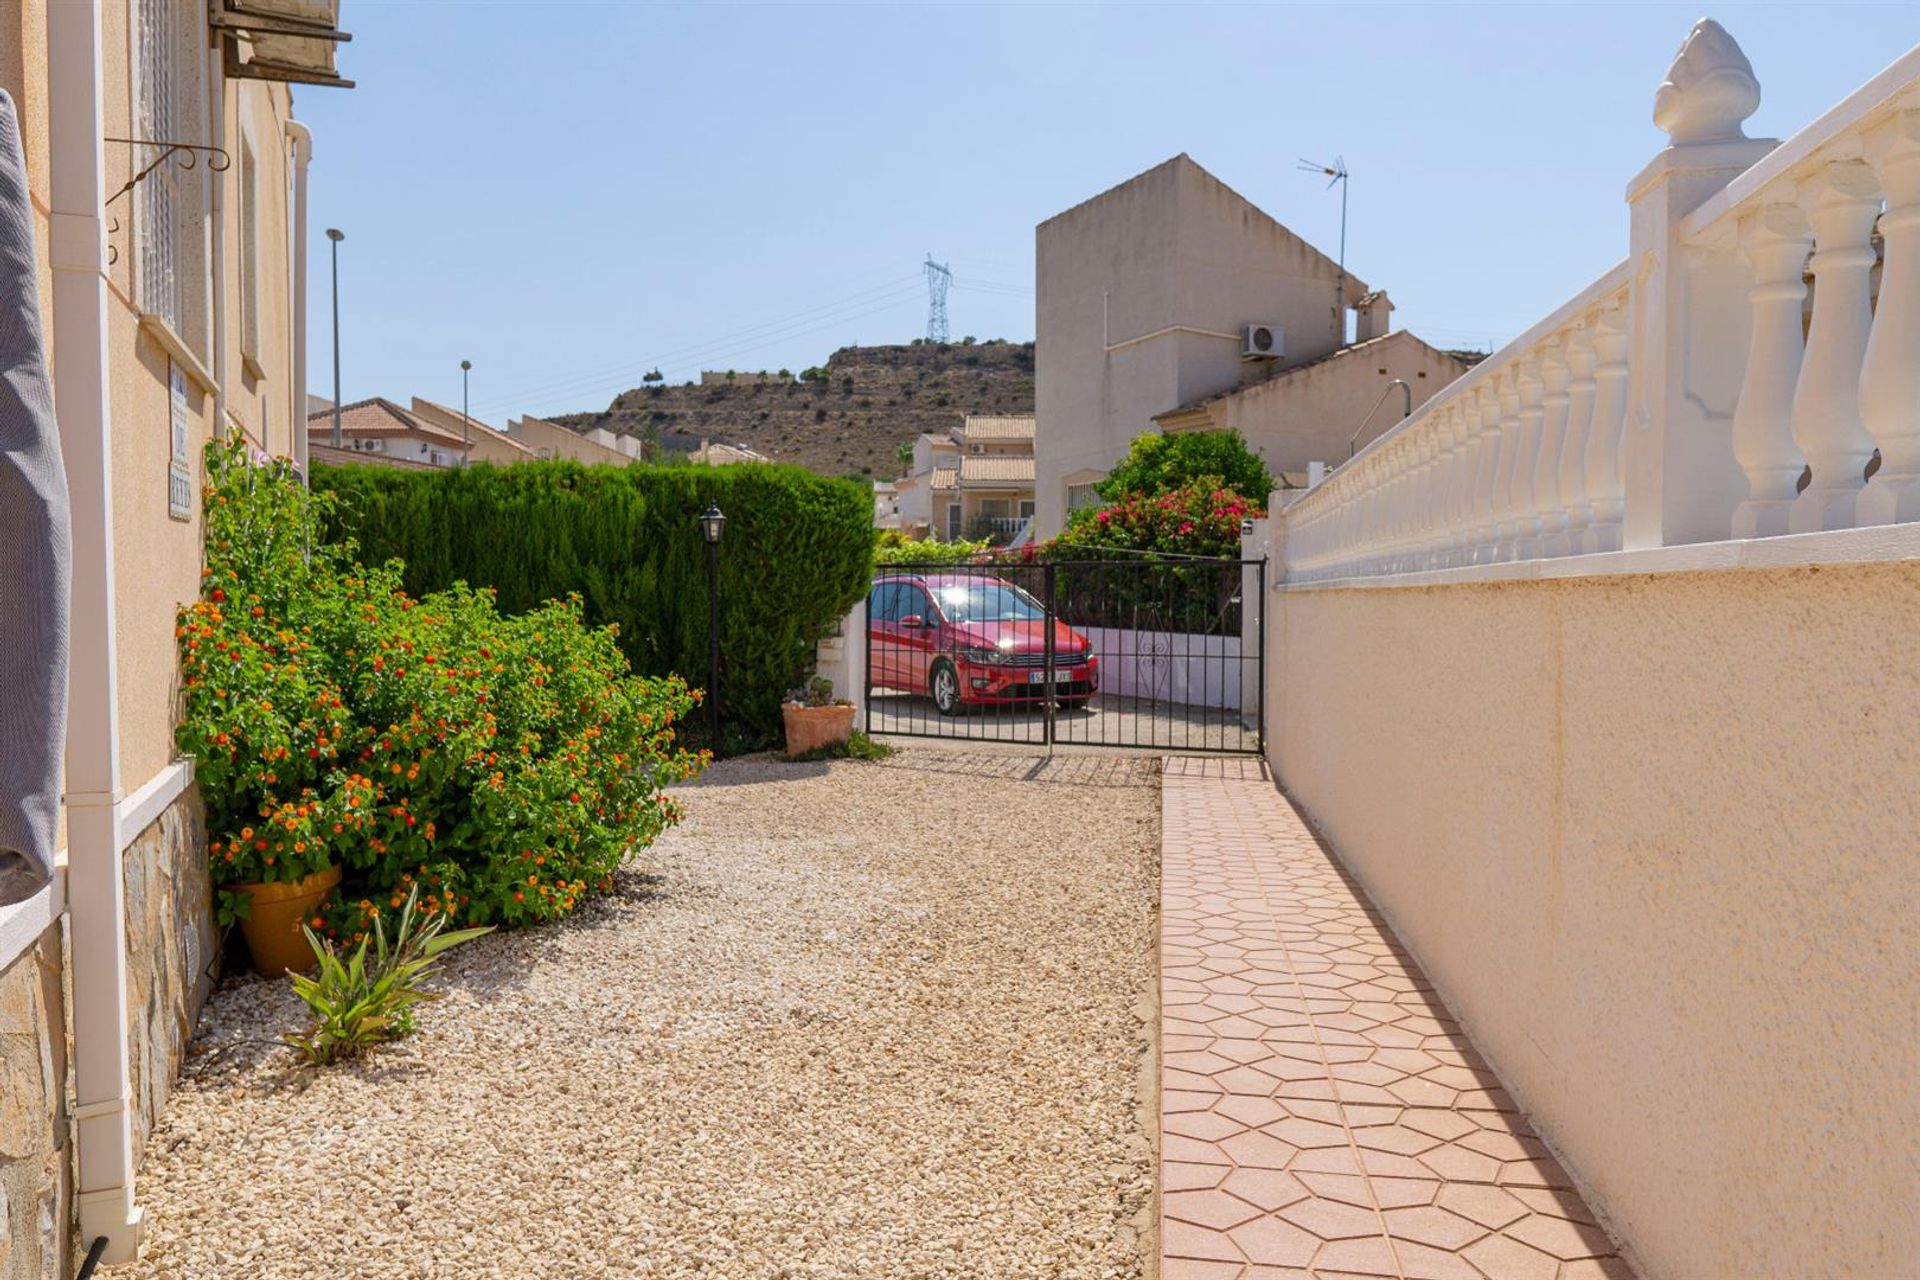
[962,646,1009,665]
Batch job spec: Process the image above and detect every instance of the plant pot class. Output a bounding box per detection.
[782,703,855,757]
[234,863,342,975]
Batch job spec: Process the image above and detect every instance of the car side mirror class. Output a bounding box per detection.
[899,614,924,629]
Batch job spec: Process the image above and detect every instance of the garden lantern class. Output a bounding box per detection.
[700,505,725,743]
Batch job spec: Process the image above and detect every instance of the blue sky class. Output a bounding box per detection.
[296,2,1918,423]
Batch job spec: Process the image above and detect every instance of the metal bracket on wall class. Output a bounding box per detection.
[100,138,232,265]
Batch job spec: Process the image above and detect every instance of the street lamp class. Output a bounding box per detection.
[700,505,726,743]
[326,227,344,446]
[460,359,472,465]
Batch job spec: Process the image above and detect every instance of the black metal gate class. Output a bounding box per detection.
[863,557,1265,754]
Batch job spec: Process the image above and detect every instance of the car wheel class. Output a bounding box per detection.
[930,659,963,716]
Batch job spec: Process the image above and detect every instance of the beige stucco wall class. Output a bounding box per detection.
[1268,561,1920,1278]
[1180,331,1469,482]
[1033,155,1359,537]
[505,415,634,467]
[87,25,300,787]
[0,8,291,1272]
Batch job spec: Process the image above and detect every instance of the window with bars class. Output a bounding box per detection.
[136,0,208,353]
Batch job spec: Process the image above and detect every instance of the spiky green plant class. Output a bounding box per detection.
[283,887,492,1065]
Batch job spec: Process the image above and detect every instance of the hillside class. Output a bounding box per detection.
[550,340,1036,478]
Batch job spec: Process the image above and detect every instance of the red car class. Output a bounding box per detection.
[868,573,1099,715]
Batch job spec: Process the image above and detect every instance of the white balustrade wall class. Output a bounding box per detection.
[1282,26,1920,583]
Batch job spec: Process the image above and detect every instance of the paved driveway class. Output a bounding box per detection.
[868,687,1258,754]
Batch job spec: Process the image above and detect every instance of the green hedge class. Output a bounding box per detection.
[314,460,874,745]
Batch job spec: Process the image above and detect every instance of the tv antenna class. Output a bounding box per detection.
[1299,156,1349,345]
[923,253,952,344]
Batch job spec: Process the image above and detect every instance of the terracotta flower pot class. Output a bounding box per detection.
[783,703,855,757]
[235,863,342,974]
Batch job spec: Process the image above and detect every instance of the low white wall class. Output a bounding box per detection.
[1268,557,1920,1278]
[1079,626,1243,711]
[814,600,867,730]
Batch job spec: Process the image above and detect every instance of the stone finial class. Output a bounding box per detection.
[1653,19,1761,145]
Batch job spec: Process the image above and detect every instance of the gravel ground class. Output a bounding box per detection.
[136,749,1161,1279]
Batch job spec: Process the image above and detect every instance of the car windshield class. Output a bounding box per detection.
[932,582,1044,624]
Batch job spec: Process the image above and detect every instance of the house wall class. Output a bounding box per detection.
[1267,559,1920,1278]
[0,2,299,1270]
[1033,155,1355,537]
[409,399,536,466]
[1185,332,1469,482]
[504,415,633,467]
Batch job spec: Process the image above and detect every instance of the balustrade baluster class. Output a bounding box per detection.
[1535,342,1572,556]
[1789,159,1883,533]
[1730,201,1812,538]
[1560,327,1597,552]
[1586,303,1629,552]
[1510,358,1546,559]
[1426,418,1455,569]
[1858,111,1920,527]
[1492,373,1524,561]
[1472,385,1505,563]
[1438,408,1464,567]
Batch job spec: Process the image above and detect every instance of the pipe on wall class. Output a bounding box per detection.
[285,121,311,475]
[208,46,229,440]
[45,0,142,1262]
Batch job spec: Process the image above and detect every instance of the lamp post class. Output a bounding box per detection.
[326,227,344,446]
[699,505,726,744]
[460,359,472,465]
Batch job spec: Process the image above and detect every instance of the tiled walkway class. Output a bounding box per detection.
[1157,758,1630,1280]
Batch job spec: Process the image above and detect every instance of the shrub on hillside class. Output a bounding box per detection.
[179,438,703,939]
[314,458,873,746]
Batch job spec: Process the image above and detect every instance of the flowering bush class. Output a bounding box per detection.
[1053,481,1262,561]
[178,438,704,941]
[1096,429,1273,507]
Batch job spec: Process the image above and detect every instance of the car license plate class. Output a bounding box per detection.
[1028,669,1071,685]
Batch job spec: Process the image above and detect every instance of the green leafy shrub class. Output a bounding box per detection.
[179,438,704,941]
[314,459,874,747]
[285,886,493,1065]
[874,530,989,565]
[784,730,893,764]
[1098,430,1274,506]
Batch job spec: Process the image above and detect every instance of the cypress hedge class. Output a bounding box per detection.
[314,460,875,745]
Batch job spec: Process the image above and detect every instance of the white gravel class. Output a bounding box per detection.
[136,750,1161,1279]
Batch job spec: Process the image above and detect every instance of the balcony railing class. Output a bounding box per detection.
[1282,26,1920,584]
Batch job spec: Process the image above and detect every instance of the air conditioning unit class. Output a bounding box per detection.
[1242,323,1285,360]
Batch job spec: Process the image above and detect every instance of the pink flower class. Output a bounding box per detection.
[1179,521,1194,535]
[1096,510,1111,524]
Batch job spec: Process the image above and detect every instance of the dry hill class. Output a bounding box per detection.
[550,340,1035,478]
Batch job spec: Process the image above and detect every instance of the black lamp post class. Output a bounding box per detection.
[460,359,472,465]
[700,505,726,743]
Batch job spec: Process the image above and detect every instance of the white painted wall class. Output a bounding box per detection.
[1078,626,1244,711]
